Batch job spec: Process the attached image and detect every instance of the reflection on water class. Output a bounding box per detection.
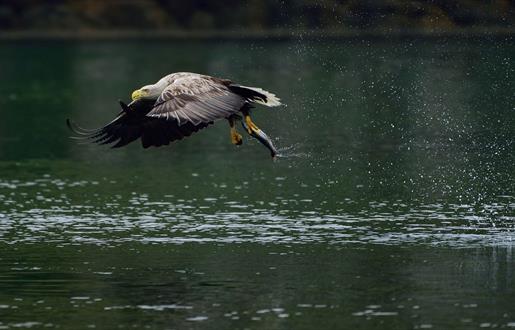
[0,39,514,329]
[0,243,514,329]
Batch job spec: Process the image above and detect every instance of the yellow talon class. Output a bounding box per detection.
[244,116,253,134]
[231,127,243,145]
[245,115,260,134]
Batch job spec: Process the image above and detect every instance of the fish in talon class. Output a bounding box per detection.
[241,119,278,158]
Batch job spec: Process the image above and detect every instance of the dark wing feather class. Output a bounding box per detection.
[67,100,211,149]
[147,76,246,126]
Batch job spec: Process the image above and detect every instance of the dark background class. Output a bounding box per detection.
[0,0,513,33]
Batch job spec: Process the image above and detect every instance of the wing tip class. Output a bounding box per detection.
[66,118,74,131]
[119,100,131,113]
[66,118,86,135]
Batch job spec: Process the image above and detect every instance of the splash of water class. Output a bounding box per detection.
[274,143,311,159]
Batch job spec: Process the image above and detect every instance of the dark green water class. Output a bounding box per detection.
[0,39,514,329]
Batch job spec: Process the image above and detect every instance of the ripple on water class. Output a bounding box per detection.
[0,178,514,247]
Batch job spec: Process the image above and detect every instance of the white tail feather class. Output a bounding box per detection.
[238,85,282,107]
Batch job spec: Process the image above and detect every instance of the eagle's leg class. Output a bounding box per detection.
[228,115,243,145]
[240,109,278,158]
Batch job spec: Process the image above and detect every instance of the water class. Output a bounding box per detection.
[0,38,514,329]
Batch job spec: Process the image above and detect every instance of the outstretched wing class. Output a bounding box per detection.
[67,100,211,149]
[146,75,246,126]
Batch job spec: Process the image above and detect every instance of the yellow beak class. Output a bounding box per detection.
[131,89,147,101]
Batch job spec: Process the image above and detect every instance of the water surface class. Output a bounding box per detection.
[0,38,514,329]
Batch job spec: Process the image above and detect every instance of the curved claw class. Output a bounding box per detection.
[231,129,243,145]
[241,121,277,158]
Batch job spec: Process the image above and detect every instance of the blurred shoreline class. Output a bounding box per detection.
[0,28,513,41]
